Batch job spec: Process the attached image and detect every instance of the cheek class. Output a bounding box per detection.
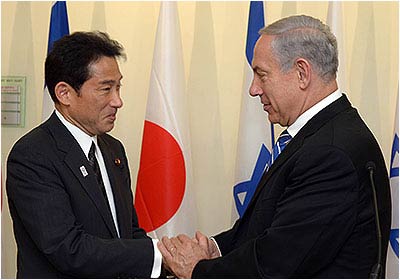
[266,84,283,106]
[90,98,107,114]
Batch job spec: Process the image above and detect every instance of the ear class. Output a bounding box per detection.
[54,82,74,105]
[294,58,311,90]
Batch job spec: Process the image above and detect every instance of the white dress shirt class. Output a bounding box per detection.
[55,110,161,278]
[287,89,342,137]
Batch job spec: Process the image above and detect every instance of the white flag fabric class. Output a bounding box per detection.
[232,1,275,220]
[386,93,399,278]
[327,1,347,92]
[42,85,54,121]
[135,2,197,238]
[42,1,69,121]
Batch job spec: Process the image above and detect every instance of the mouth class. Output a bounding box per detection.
[263,103,272,112]
[106,112,117,122]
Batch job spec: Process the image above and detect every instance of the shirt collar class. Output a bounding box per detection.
[55,110,97,159]
[287,89,342,137]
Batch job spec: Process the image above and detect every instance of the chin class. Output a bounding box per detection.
[267,116,278,125]
[99,125,114,134]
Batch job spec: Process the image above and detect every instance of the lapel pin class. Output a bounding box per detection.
[114,158,121,166]
[80,166,88,177]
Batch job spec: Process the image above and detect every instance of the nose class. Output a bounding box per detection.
[110,90,123,109]
[249,79,263,97]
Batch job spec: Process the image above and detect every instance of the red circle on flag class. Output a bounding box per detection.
[135,120,186,232]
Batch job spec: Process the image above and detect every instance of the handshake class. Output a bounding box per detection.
[157,231,221,278]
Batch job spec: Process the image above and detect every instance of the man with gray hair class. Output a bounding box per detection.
[158,15,391,278]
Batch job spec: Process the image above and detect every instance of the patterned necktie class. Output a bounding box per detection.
[271,130,292,165]
[88,142,108,199]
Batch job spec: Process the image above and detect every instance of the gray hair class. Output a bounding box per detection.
[259,15,338,82]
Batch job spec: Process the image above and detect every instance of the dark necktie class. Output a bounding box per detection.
[88,142,108,199]
[271,130,292,165]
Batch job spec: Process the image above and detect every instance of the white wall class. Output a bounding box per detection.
[1,1,398,278]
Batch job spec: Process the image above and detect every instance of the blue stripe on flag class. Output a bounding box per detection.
[234,144,271,217]
[390,130,399,257]
[390,229,399,257]
[390,134,399,178]
[47,1,70,54]
[270,123,275,148]
[245,1,265,65]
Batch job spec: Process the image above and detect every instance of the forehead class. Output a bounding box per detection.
[252,35,278,68]
[88,56,122,82]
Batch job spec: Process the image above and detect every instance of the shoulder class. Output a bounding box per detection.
[97,133,127,158]
[99,133,121,144]
[98,133,124,150]
[306,105,379,154]
[299,107,387,182]
[9,112,73,155]
[9,122,54,157]
[7,113,74,164]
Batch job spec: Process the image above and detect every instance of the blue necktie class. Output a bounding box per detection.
[271,130,292,165]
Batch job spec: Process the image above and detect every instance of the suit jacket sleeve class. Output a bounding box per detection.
[7,138,154,278]
[193,145,361,278]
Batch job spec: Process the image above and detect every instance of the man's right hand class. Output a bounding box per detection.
[194,231,221,259]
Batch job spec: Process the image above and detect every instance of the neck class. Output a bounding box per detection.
[55,104,95,137]
[299,79,338,115]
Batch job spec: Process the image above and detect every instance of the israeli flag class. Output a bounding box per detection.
[232,1,274,219]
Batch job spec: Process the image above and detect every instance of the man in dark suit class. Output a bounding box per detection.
[158,15,392,278]
[6,31,162,278]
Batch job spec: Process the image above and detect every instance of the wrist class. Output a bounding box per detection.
[209,237,222,258]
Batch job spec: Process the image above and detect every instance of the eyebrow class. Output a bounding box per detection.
[99,76,123,85]
[252,66,267,74]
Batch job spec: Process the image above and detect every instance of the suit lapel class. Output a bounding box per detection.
[45,113,119,238]
[243,95,353,217]
[97,136,130,238]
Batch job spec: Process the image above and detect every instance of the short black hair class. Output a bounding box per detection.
[45,31,126,103]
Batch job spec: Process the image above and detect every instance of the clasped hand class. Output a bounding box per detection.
[157,231,220,278]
